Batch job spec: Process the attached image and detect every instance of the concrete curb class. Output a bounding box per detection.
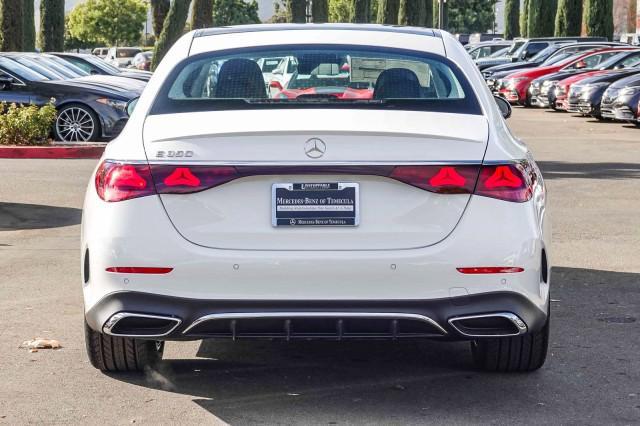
[0,143,106,159]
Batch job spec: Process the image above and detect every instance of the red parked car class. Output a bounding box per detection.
[499,47,635,105]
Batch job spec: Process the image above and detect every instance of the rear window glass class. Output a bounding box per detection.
[150,45,482,115]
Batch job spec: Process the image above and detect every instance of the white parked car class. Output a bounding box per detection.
[92,47,109,59]
[82,24,551,373]
[105,47,143,68]
[266,55,297,96]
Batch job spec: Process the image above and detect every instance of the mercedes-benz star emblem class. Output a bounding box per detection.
[304,138,326,159]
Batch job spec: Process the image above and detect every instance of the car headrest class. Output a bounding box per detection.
[374,68,421,99]
[215,58,266,99]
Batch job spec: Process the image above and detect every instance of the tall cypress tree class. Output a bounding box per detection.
[540,0,557,36]
[584,0,613,40]
[39,0,64,52]
[23,0,35,51]
[287,0,306,23]
[312,0,329,23]
[528,0,556,37]
[151,0,171,37]
[398,0,426,26]
[191,0,213,29]
[424,0,432,27]
[504,0,519,39]
[555,0,582,36]
[520,0,529,37]
[352,0,370,23]
[0,0,24,51]
[152,0,191,70]
[378,0,399,25]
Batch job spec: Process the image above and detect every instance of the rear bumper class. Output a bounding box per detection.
[85,290,549,341]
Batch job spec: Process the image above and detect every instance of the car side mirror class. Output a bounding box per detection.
[269,80,283,91]
[494,95,512,119]
[0,76,14,90]
[90,70,99,75]
[126,97,139,117]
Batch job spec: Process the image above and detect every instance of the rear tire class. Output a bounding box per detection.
[84,320,164,372]
[471,308,549,372]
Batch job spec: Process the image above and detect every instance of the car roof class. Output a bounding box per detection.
[194,23,440,39]
[190,24,446,57]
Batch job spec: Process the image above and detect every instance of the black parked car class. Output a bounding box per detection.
[52,53,152,82]
[528,49,640,109]
[0,55,144,142]
[600,73,640,124]
[476,37,609,71]
[482,42,627,83]
[569,69,640,118]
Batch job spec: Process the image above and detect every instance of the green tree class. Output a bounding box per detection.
[527,0,557,37]
[153,0,191,70]
[267,1,289,22]
[66,0,147,47]
[23,0,35,51]
[352,0,369,23]
[329,0,352,22]
[39,0,64,52]
[151,0,171,37]
[212,0,260,26]
[424,0,432,27]
[398,0,426,26]
[312,0,329,22]
[504,0,519,39]
[288,0,307,22]
[541,0,557,36]
[584,0,613,40]
[377,0,399,24]
[0,0,24,51]
[445,0,497,33]
[520,0,528,37]
[555,0,582,36]
[191,0,213,29]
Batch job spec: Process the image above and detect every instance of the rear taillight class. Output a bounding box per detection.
[390,165,479,194]
[95,161,154,202]
[95,161,536,203]
[475,163,534,202]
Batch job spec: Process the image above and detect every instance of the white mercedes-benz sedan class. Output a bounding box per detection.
[82,24,551,373]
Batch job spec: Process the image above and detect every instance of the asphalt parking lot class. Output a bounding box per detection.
[0,108,639,425]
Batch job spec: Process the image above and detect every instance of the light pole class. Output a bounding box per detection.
[438,0,447,30]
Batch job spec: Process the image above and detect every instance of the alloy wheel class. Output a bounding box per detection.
[56,107,96,142]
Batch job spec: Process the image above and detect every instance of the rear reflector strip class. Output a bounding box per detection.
[457,267,525,274]
[105,267,173,274]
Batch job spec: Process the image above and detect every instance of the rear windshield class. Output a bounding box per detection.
[150,45,482,115]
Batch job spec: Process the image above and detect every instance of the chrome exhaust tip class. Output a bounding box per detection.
[103,312,181,337]
[448,312,527,338]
